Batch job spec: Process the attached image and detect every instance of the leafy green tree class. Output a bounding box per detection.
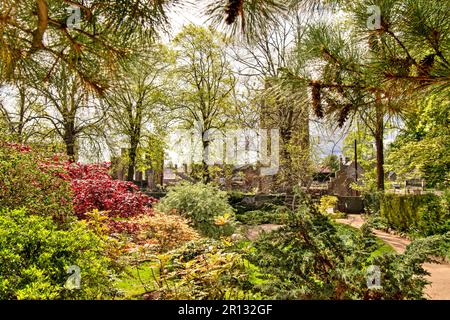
[321,154,340,173]
[29,63,107,161]
[291,22,397,190]
[172,25,237,182]
[387,94,450,188]
[105,45,174,181]
[342,123,380,191]
[231,10,312,191]
[284,0,450,190]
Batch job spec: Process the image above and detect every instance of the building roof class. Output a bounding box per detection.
[316,166,333,174]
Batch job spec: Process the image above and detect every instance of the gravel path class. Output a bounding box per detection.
[337,214,450,300]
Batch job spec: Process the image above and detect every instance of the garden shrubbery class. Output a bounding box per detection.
[0,143,156,223]
[147,193,448,300]
[0,208,118,299]
[135,212,200,252]
[236,205,289,225]
[2,140,448,300]
[317,195,346,219]
[68,162,156,219]
[362,191,383,215]
[154,239,260,300]
[0,143,73,223]
[156,183,236,238]
[0,143,161,299]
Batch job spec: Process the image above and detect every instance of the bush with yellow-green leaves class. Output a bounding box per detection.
[317,195,346,219]
[0,208,118,299]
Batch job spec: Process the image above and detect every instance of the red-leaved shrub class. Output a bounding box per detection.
[1,142,156,230]
[108,218,145,235]
[66,162,156,219]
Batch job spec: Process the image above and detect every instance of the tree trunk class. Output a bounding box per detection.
[374,131,384,191]
[16,86,26,143]
[374,109,385,191]
[202,138,211,183]
[63,124,76,162]
[127,139,138,181]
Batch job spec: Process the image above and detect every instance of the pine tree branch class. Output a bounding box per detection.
[384,29,418,68]
[31,0,48,51]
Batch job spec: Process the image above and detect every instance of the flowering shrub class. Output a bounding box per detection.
[108,217,146,235]
[66,162,112,180]
[70,177,151,218]
[66,162,156,219]
[1,142,156,224]
[3,142,32,153]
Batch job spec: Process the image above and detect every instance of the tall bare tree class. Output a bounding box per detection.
[0,83,45,143]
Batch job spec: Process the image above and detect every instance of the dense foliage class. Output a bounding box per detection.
[248,196,448,300]
[156,183,236,238]
[387,95,450,189]
[380,193,450,236]
[1,0,449,302]
[0,143,73,223]
[0,208,118,299]
[317,195,345,218]
[146,194,449,300]
[236,205,290,225]
[135,212,200,252]
[153,239,260,300]
[362,191,383,215]
[236,209,288,226]
[0,143,156,222]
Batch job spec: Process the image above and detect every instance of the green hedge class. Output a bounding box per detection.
[380,193,450,236]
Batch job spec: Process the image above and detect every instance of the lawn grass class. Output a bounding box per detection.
[116,263,159,299]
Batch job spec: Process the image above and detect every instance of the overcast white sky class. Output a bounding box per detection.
[165,2,209,40]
